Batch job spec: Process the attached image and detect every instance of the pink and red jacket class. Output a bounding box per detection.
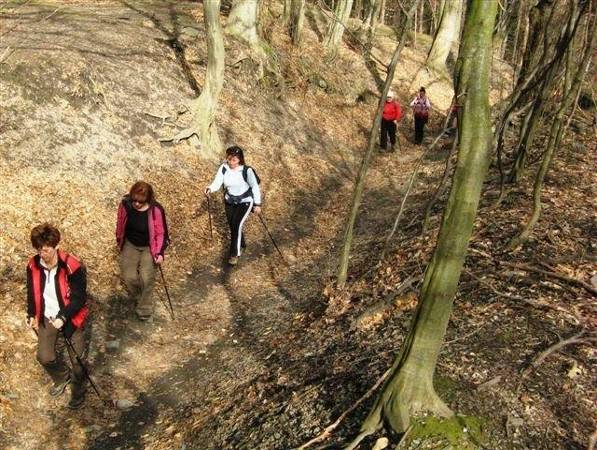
[116,196,170,260]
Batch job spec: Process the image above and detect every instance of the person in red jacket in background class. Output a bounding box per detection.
[380,90,402,152]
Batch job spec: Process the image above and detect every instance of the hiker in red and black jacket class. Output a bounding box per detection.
[116,180,169,321]
[26,223,89,409]
[380,90,402,152]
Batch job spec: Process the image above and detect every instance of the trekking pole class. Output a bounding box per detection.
[158,265,175,319]
[206,194,214,241]
[60,329,108,403]
[257,214,286,264]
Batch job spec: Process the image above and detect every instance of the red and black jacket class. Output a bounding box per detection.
[27,250,88,337]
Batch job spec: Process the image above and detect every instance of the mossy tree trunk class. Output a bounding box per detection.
[363,0,380,30]
[289,0,305,45]
[323,0,355,54]
[337,0,420,287]
[349,0,497,442]
[161,0,224,157]
[425,0,462,73]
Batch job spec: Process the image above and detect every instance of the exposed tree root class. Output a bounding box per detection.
[296,368,392,450]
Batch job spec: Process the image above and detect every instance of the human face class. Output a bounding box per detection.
[38,245,58,267]
[131,194,148,210]
[227,155,240,169]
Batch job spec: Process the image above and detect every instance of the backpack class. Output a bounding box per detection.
[221,165,261,185]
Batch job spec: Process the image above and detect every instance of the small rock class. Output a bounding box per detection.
[510,417,524,428]
[105,340,120,351]
[116,399,134,410]
[590,274,597,289]
[109,431,120,438]
[84,425,102,433]
[5,392,18,400]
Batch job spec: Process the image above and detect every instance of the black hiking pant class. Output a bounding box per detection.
[380,119,397,150]
[225,200,253,257]
[414,115,428,144]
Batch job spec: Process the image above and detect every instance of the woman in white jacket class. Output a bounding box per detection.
[204,146,261,265]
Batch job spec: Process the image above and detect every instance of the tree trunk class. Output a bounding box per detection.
[353,0,363,20]
[323,0,355,53]
[509,9,595,249]
[425,0,462,72]
[226,0,263,51]
[352,0,497,440]
[363,0,380,29]
[160,0,224,157]
[337,1,420,286]
[379,0,385,25]
[283,0,291,23]
[289,0,305,45]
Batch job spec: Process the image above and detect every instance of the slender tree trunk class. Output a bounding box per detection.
[425,0,462,72]
[289,0,305,45]
[160,0,224,156]
[379,0,385,25]
[323,0,355,53]
[509,10,595,249]
[337,1,420,286]
[350,0,497,442]
[363,0,380,29]
[283,0,291,23]
[353,0,363,20]
[226,0,263,51]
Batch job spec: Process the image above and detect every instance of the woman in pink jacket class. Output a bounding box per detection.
[116,181,169,321]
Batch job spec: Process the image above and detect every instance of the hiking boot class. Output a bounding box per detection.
[390,144,395,152]
[67,388,86,410]
[228,256,239,266]
[49,376,71,397]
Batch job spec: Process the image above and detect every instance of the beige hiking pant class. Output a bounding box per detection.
[119,240,157,317]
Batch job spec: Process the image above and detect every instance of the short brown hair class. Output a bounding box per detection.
[30,223,61,249]
[129,181,155,204]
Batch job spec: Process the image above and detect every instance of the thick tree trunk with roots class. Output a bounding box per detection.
[349,0,497,443]
[161,0,224,157]
[323,0,355,53]
[425,0,462,73]
[226,0,265,54]
[337,1,420,286]
[509,10,595,249]
[289,0,305,45]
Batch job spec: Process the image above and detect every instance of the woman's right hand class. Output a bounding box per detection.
[204,187,211,197]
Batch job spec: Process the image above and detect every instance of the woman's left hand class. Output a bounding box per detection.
[253,206,262,215]
[155,255,164,265]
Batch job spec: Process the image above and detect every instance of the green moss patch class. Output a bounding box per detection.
[401,415,487,450]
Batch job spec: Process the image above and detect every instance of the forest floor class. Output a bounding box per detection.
[0,1,595,450]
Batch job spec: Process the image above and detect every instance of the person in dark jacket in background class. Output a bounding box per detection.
[116,181,169,321]
[26,223,89,409]
[380,90,402,152]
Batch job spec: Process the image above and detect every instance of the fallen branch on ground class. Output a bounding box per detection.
[295,367,392,450]
[499,261,597,296]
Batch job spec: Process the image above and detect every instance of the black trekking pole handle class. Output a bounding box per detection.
[257,214,286,264]
[158,265,175,319]
[206,195,214,241]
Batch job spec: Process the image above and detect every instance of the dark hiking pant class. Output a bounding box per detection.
[225,200,253,257]
[37,317,87,394]
[380,119,397,150]
[119,240,157,317]
[414,115,427,144]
